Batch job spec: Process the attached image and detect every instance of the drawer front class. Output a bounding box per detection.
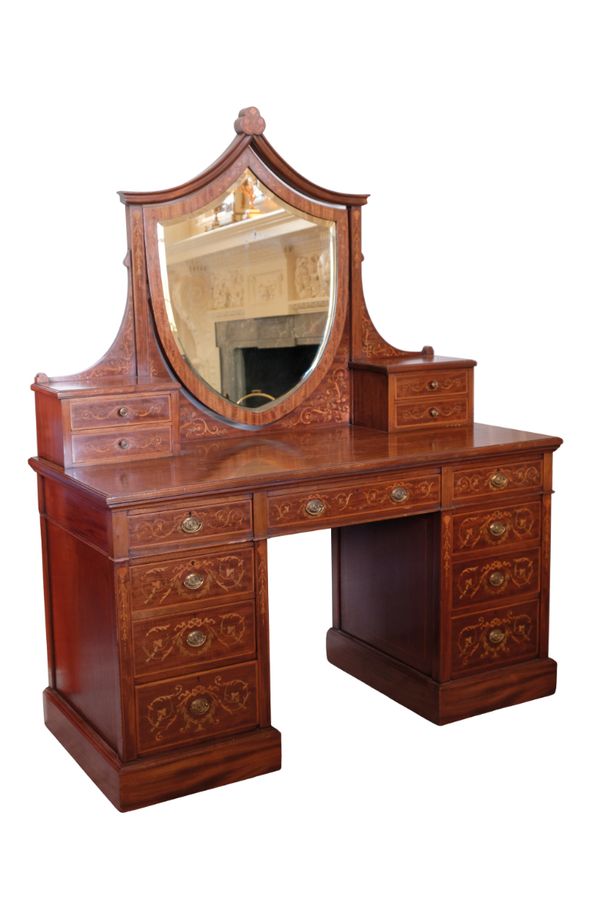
[136,661,258,753]
[130,546,255,612]
[128,497,253,550]
[267,470,440,534]
[132,599,256,677]
[451,457,543,503]
[70,393,171,431]
[451,500,542,554]
[393,368,468,400]
[72,426,172,464]
[453,548,540,609]
[394,398,468,429]
[451,600,539,677]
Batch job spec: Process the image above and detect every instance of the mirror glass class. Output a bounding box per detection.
[157,169,336,409]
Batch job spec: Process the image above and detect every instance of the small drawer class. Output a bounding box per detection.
[453,548,540,609]
[394,398,469,429]
[267,470,440,535]
[128,496,253,550]
[70,393,172,431]
[71,426,172,465]
[451,500,542,554]
[130,545,255,613]
[450,457,543,503]
[132,599,256,677]
[393,368,468,401]
[136,661,258,753]
[451,599,539,677]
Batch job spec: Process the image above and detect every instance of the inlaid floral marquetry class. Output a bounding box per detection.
[452,549,540,608]
[393,370,468,400]
[71,427,172,465]
[70,394,171,430]
[136,662,258,752]
[128,497,253,549]
[452,501,542,553]
[130,546,254,612]
[394,399,468,428]
[451,601,538,675]
[132,600,255,676]
[452,458,543,502]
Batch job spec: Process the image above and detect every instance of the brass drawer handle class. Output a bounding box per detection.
[118,439,129,449]
[490,472,509,489]
[183,572,205,590]
[305,498,325,517]
[489,628,506,645]
[489,520,507,537]
[427,380,439,391]
[189,697,211,716]
[429,407,440,418]
[117,406,129,417]
[181,515,203,534]
[488,571,506,588]
[390,486,409,503]
[186,629,207,648]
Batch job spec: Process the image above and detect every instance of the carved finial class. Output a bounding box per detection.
[234,106,266,135]
[34,372,49,384]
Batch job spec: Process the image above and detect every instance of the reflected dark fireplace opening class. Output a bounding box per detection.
[236,345,319,407]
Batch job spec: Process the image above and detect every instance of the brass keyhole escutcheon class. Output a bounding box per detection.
[183,572,205,590]
[305,498,325,517]
[489,628,506,645]
[427,380,439,392]
[189,697,211,716]
[118,406,129,417]
[429,407,440,418]
[490,472,509,489]
[489,520,507,537]
[181,515,202,534]
[390,486,409,503]
[488,571,506,588]
[186,630,207,648]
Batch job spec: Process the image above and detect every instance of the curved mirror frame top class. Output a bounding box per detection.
[143,148,349,427]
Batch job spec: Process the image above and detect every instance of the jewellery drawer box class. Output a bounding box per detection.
[450,599,539,677]
[394,397,469,429]
[450,456,543,504]
[450,500,542,554]
[131,599,256,678]
[393,368,469,400]
[135,661,259,754]
[70,393,172,430]
[267,469,441,535]
[128,496,253,551]
[129,545,255,612]
[71,425,173,465]
[452,547,540,609]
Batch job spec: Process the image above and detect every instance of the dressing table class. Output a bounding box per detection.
[30,107,562,811]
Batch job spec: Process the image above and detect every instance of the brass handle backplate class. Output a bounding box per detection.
[305,498,326,517]
[427,380,439,392]
[490,472,509,489]
[183,572,205,590]
[181,515,203,534]
[390,486,409,503]
[117,406,129,417]
[118,439,129,449]
[189,697,211,716]
[489,520,507,537]
[186,630,208,648]
[429,407,440,418]
[489,628,506,645]
[488,571,506,588]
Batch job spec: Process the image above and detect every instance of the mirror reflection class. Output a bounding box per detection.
[157,170,336,409]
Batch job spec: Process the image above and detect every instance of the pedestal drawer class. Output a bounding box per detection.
[130,545,255,612]
[267,469,440,534]
[132,599,256,677]
[453,548,540,609]
[451,599,539,677]
[451,500,542,554]
[128,496,253,551]
[450,457,543,503]
[136,661,259,754]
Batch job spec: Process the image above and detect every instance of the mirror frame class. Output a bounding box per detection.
[143,146,349,427]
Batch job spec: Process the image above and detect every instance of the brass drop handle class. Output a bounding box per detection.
[181,515,203,534]
[189,697,211,716]
[305,498,326,517]
[118,439,129,449]
[490,472,509,489]
[427,380,439,392]
[489,520,507,537]
[183,572,205,590]
[429,407,440,418]
[390,486,409,503]
[117,406,129,417]
[488,571,506,588]
[186,630,207,648]
[489,628,506,645]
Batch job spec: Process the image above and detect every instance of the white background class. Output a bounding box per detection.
[2,2,598,897]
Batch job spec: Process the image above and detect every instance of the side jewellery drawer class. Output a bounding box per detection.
[266,468,441,535]
[70,393,172,430]
[128,495,253,551]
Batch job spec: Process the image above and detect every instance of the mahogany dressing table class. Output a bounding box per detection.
[30,107,562,811]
